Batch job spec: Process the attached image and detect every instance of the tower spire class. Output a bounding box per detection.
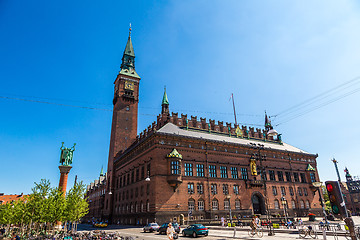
[119,24,140,78]
[161,87,169,115]
[100,166,104,177]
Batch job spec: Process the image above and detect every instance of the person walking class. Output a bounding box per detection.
[167,223,175,240]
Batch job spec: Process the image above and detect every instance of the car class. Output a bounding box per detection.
[182,224,209,237]
[143,223,160,232]
[158,223,181,234]
[94,222,108,228]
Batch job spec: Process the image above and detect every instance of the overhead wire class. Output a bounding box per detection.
[272,76,360,119]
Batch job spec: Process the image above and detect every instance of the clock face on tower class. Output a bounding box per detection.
[124,81,134,91]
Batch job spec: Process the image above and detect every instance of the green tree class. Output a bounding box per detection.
[65,181,89,231]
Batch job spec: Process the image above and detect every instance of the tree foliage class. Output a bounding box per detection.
[0,179,88,237]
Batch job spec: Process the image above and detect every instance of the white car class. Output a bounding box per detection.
[143,223,160,232]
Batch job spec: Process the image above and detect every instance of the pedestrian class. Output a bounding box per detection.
[167,223,175,240]
[221,216,225,227]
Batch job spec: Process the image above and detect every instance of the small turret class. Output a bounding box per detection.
[161,87,170,115]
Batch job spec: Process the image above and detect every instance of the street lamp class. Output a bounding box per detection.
[281,196,288,223]
[312,182,327,218]
[145,170,150,182]
[226,195,233,226]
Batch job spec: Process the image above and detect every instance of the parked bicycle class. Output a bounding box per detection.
[299,225,316,239]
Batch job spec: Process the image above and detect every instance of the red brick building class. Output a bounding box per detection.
[0,193,27,205]
[86,29,323,225]
[85,168,107,222]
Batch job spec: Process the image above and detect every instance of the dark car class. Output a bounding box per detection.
[182,224,209,237]
[158,223,181,234]
[143,223,160,232]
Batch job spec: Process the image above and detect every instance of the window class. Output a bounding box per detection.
[188,183,194,194]
[141,166,144,180]
[269,170,275,181]
[241,168,248,180]
[274,199,280,209]
[222,184,229,195]
[281,186,286,196]
[231,167,238,179]
[300,200,305,209]
[291,200,296,209]
[141,201,144,212]
[304,188,308,196]
[220,166,228,178]
[171,161,180,174]
[233,185,239,195]
[188,199,195,211]
[146,200,150,212]
[211,184,217,194]
[197,164,204,177]
[298,187,303,196]
[136,168,139,182]
[260,169,267,180]
[197,183,204,194]
[209,165,217,178]
[277,171,284,181]
[305,200,310,209]
[235,199,241,210]
[285,172,292,182]
[289,187,294,196]
[224,199,230,210]
[198,200,204,211]
[310,173,316,183]
[272,186,278,196]
[293,172,299,182]
[212,199,219,210]
[185,163,193,176]
[300,173,307,183]
[147,163,151,177]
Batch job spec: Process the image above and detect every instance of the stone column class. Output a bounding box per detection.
[58,166,72,195]
[56,165,72,229]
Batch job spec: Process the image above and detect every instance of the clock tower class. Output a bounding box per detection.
[105,27,140,220]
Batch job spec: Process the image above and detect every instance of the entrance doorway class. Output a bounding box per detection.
[252,194,265,215]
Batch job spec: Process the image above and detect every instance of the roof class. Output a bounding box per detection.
[0,194,27,204]
[124,35,135,57]
[167,148,182,159]
[119,68,140,78]
[157,123,312,155]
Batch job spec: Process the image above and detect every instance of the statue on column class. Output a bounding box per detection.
[60,142,76,166]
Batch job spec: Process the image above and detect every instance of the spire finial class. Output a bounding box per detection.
[129,23,132,37]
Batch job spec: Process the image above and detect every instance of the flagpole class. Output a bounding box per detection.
[231,93,237,126]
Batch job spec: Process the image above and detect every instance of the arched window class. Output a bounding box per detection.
[305,200,310,209]
[235,199,241,210]
[224,199,230,210]
[274,199,280,210]
[188,199,195,211]
[212,199,219,210]
[198,199,205,211]
[291,200,296,209]
[300,200,305,209]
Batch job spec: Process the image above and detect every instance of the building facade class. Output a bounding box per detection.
[86,30,323,224]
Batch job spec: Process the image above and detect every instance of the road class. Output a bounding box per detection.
[78,224,351,239]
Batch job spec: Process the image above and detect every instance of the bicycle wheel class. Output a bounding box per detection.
[309,229,316,239]
[299,229,307,238]
[345,231,351,240]
[248,229,256,237]
[256,228,264,238]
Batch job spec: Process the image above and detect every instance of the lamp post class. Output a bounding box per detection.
[226,195,233,226]
[312,182,327,218]
[281,196,288,223]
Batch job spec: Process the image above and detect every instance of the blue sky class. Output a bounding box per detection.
[1,0,360,194]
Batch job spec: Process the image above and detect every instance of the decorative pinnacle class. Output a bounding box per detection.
[129,23,132,37]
